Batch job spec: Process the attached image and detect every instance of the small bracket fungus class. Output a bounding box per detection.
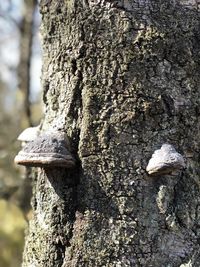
[146,144,185,176]
[14,131,75,168]
[17,126,40,146]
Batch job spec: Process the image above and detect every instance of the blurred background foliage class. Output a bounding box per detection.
[0,0,42,266]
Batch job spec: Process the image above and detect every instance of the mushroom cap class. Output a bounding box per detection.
[146,144,185,175]
[14,132,75,168]
[17,126,40,142]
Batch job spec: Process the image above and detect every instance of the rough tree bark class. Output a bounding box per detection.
[22,1,200,266]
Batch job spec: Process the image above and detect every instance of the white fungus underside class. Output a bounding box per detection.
[14,152,75,168]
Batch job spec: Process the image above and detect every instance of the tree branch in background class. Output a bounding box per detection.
[18,0,37,127]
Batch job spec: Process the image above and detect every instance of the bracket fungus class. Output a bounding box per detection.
[146,144,185,176]
[17,126,40,147]
[14,131,75,168]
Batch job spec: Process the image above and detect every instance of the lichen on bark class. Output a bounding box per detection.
[22,1,200,267]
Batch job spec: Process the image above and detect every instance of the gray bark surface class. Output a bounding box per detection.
[22,1,200,266]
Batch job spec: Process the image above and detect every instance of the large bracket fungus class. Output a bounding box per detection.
[146,144,185,176]
[14,131,75,168]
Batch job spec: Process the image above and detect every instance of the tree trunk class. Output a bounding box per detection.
[22,1,200,266]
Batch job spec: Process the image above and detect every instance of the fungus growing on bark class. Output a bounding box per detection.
[14,131,75,168]
[17,126,40,146]
[146,144,185,176]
